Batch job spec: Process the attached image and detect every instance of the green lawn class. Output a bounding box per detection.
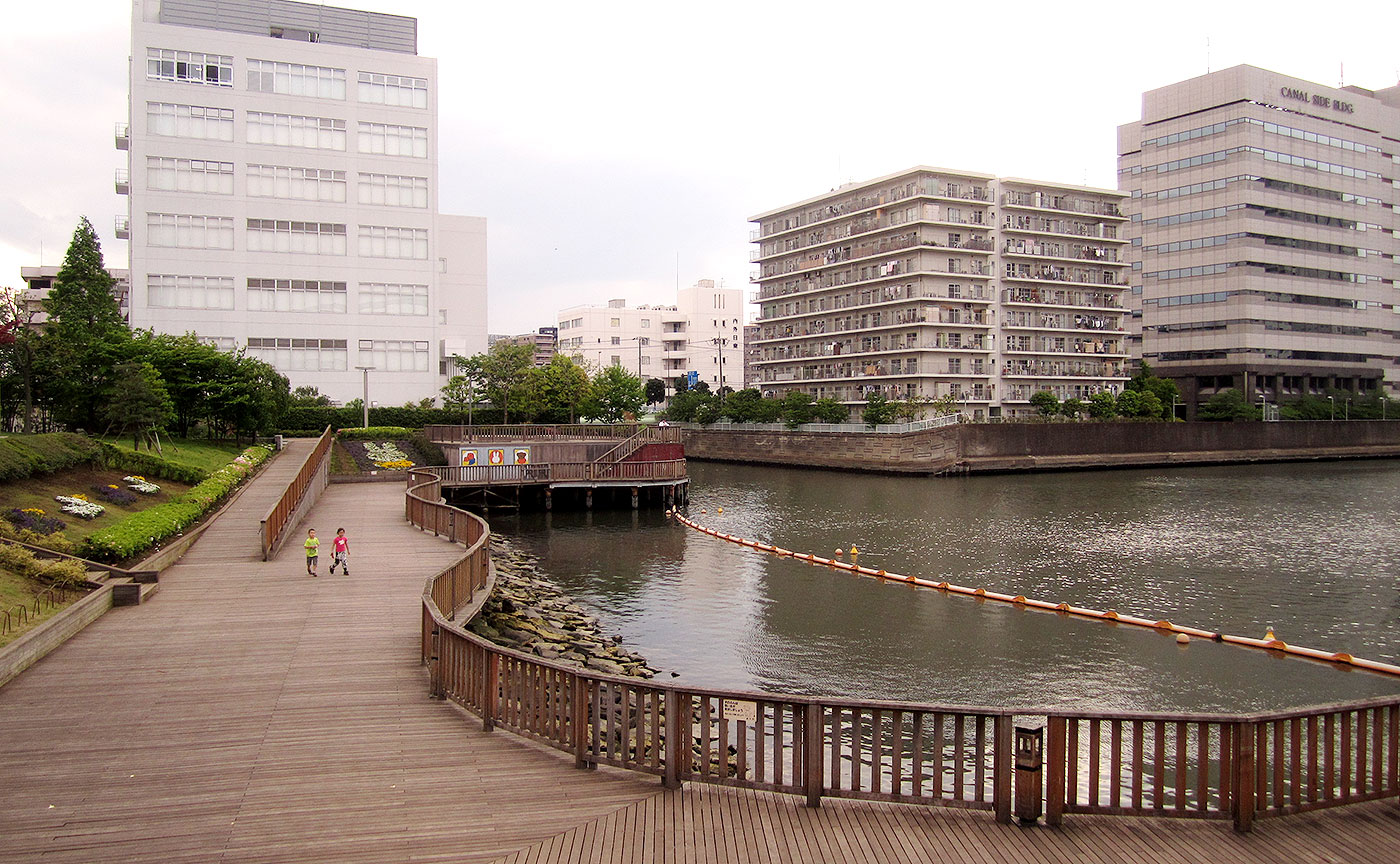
[98,436,244,475]
[0,466,193,546]
[0,567,84,648]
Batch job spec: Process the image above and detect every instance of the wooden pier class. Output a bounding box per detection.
[0,441,1396,862]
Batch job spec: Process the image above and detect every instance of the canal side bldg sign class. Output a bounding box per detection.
[1277,85,1355,114]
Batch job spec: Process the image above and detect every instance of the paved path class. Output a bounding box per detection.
[1,442,1397,862]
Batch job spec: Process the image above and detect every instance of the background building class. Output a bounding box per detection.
[120,0,486,404]
[499,327,558,367]
[750,167,1129,419]
[1118,65,1400,415]
[557,279,744,392]
[20,265,132,327]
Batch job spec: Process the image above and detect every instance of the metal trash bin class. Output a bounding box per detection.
[1015,725,1043,824]
[273,434,284,451]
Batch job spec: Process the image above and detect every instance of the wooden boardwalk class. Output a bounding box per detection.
[1,441,1397,862]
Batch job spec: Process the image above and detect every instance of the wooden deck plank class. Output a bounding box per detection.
[4,443,1400,864]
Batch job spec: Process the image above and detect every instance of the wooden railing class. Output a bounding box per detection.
[425,424,683,445]
[410,490,1400,832]
[422,459,687,487]
[259,427,333,560]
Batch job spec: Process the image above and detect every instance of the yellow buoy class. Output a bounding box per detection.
[834,548,844,557]
[1176,633,1190,645]
[717,507,723,514]
[1265,626,1276,641]
[850,546,859,559]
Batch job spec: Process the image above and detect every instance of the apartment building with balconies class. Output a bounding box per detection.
[1119,66,1400,415]
[120,0,487,403]
[750,167,1129,419]
[557,279,744,392]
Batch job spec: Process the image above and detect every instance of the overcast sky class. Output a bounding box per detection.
[2,0,1396,334]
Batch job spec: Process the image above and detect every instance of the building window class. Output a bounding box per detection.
[357,71,427,108]
[146,102,233,141]
[201,336,236,351]
[356,122,427,158]
[246,112,346,150]
[356,173,428,208]
[610,318,620,327]
[147,274,234,309]
[611,336,621,345]
[357,225,428,259]
[247,59,345,99]
[358,282,428,316]
[246,278,347,313]
[146,157,234,195]
[641,319,651,328]
[146,49,231,87]
[146,213,234,249]
[247,164,346,202]
[611,355,621,366]
[246,219,347,255]
[357,339,429,372]
[713,294,725,308]
[247,338,347,371]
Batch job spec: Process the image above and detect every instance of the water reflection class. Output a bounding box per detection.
[498,460,1400,713]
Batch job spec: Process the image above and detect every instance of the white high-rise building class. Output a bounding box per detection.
[120,0,486,404]
[556,280,745,392]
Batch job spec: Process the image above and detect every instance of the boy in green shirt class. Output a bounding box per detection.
[304,528,320,577]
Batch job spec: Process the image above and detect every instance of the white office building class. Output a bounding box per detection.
[557,280,745,392]
[119,0,486,404]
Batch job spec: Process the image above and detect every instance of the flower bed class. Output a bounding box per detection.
[55,495,104,520]
[93,484,139,506]
[80,444,274,562]
[4,508,66,536]
[123,475,160,495]
[363,442,415,468]
[339,439,430,473]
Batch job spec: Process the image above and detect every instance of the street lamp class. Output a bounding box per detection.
[1328,396,1334,421]
[355,365,375,429]
[1345,398,1350,421]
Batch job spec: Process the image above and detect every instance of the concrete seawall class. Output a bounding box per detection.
[681,420,1400,475]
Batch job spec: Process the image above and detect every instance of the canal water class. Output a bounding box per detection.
[491,459,1400,713]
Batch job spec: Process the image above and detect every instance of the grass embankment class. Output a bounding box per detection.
[97,436,243,475]
[0,568,81,649]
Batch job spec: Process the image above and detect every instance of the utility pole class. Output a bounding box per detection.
[713,337,724,393]
[355,365,374,428]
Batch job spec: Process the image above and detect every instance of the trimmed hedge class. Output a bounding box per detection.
[80,445,274,563]
[98,444,210,485]
[0,434,106,482]
[278,405,504,432]
[336,426,412,440]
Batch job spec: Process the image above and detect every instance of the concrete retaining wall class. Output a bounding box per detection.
[683,420,1400,475]
[0,586,114,689]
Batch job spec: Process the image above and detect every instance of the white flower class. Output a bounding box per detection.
[55,495,105,519]
[364,441,415,468]
[123,476,160,494]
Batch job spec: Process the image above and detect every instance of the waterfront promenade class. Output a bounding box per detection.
[1,443,1397,862]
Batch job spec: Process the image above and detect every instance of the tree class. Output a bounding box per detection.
[721,388,765,422]
[1060,398,1085,420]
[1124,361,1179,420]
[41,218,130,431]
[894,394,931,423]
[1029,390,1060,417]
[101,361,174,450]
[440,354,484,422]
[141,332,226,438]
[1197,388,1258,421]
[477,343,538,424]
[537,354,591,423]
[0,288,42,432]
[291,385,332,407]
[781,390,816,427]
[1086,391,1117,419]
[861,392,899,427]
[644,377,666,406]
[811,397,849,424]
[583,364,644,423]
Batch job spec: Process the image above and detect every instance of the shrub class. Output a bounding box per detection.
[80,445,273,562]
[408,430,447,467]
[93,484,139,506]
[5,508,67,535]
[98,444,209,485]
[0,541,87,586]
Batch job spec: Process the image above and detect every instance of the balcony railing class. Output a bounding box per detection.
[115,168,129,195]
[114,122,129,150]
[114,215,130,239]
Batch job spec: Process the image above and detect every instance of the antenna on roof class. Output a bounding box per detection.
[1205,37,1210,74]
[1339,62,1344,87]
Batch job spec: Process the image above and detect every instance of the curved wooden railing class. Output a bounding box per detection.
[410,484,1400,832]
[259,426,333,560]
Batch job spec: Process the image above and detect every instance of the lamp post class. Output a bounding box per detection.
[1328,395,1334,421]
[1345,398,1350,421]
[355,365,374,429]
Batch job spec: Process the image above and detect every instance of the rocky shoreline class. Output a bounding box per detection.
[467,537,658,679]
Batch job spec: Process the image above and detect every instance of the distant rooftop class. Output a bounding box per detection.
[158,0,417,54]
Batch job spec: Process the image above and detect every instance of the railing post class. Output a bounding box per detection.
[484,652,499,732]
[573,675,590,770]
[1046,715,1066,826]
[994,715,1013,824]
[663,689,682,788]
[1234,721,1256,832]
[804,702,824,807]
[429,625,443,699]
